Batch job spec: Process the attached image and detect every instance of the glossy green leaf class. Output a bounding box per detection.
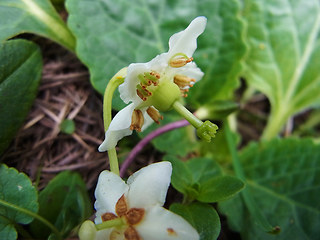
[30,171,92,239]
[170,202,221,240]
[165,156,244,202]
[66,0,246,107]
[242,0,320,139]
[0,164,38,239]
[197,175,244,203]
[0,0,75,51]
[0,220,16,240]
[219,138,320,239]
[0,39,42,155]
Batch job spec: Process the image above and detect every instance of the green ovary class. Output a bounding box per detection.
[147,80,181,112]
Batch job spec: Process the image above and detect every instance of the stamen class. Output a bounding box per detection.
[174,75,195,88]
[144,71,160,86]
[146,107,163,124]
[169,53,194,68]
[130,109,144,132]
[136,84,152,101]
[102,212,118,222]
[138,74,152,87]
[180,88,189,98]
[116,195,128,217]
[124,226,141,240]
[126,208,145,225]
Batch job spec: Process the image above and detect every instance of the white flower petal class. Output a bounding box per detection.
[176,62,204,83]
[126,162,172,208]
[136,206,199,240]
[119,63,149,104]
[98,103,135,152]
[94,171,129,224]
[168,16,207,57]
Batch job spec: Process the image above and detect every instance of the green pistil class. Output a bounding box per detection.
[96,217,125,231]
[172,101,218,142]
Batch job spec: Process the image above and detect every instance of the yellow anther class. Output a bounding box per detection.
[130,109,144,132]
[174,75,195,88]
[146,107,163,124]
[169,55,193,68]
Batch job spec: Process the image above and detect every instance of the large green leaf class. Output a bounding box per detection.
[170,202,221,240]
[66,0,246,107]
[0,220,16,240]
[165,156,244,202]
[219,138,320,240]
[0,39,42,155]
[30,171,92,239]
[0,164,38,239]
[242,0,320,139]
[0,0,75,51]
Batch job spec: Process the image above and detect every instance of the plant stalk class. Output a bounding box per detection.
[103,68,127,175]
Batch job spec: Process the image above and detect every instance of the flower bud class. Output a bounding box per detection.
[78,220,96,240]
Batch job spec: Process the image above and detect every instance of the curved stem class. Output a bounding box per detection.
[103,68,127,175]
[120,119,189,177]
[0,199,62,240]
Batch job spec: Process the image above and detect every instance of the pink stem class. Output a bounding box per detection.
[119,119,190,177]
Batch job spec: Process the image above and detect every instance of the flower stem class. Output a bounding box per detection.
[0,199,62,240]
[103,68,127,175]
[172,101,203,128]
[120,119,190,177]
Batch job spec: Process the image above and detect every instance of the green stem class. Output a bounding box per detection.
[172,101,203,128]
[103,68,127,175]
[0,199,63,240]
[224,119,279,234]
[95,217,125,230]
[262,106,289,140]
[21,0,76,52]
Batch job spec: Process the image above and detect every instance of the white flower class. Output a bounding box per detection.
[92,161,199,240]
[99,16,207,152]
